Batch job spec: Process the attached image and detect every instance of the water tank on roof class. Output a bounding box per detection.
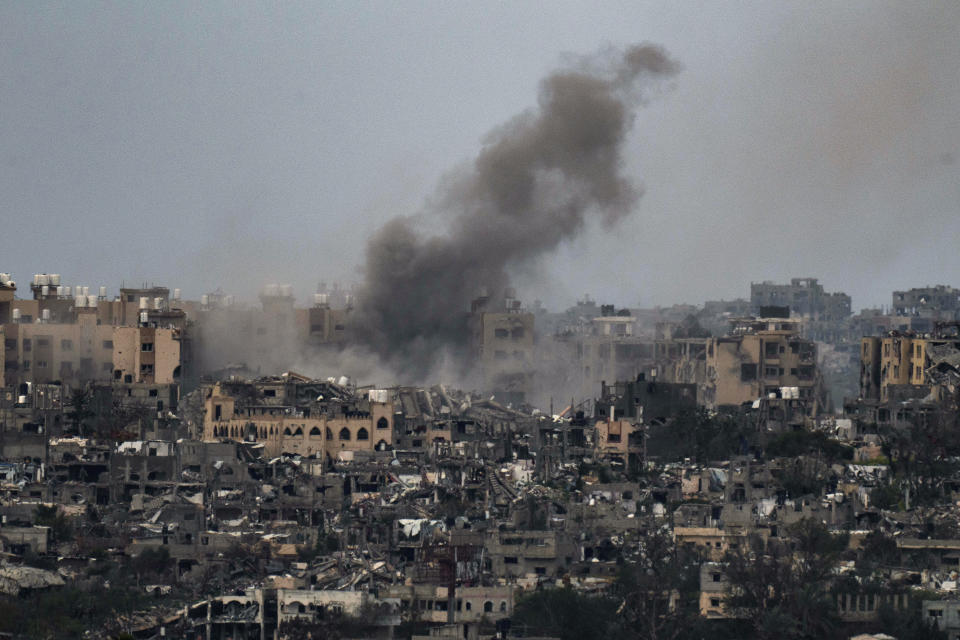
[56,286,64,297]
[201,294,209,306]
[38,274,49,286]
[49,274,61,286]
[41,285,49,297]
[140,311,149,325]
[139,297,149,310]
[173,288,181,300]
[368,389,389,404]
[337,376,350,387]
[344,294,354,307]
[74,296,86,308]
[99,286,107,299]
[314,293,328,306]
[12,309,21,321]
[17,395,27,405]
[154,297,163,310]
[280,284,293,297]
[0,273,10,284]
[63,286,71,297]
[41,309,50,322]
[87,295,97,307]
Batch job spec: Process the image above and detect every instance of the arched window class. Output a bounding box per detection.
[339,428,350,441]
[465,602,472,611]
[357,427,369,441]
[309,426,322,437]
[377,417,389,430]
[500,601,507,612]
[326,427,334,440]
[293,426,303,436]
[283,427,292,436]
[376,440,388,451]
[484,601,493,613]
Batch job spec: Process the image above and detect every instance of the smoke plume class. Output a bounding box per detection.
[353,43,678,379]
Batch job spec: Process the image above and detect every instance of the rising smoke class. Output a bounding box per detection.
[352,43,678,379]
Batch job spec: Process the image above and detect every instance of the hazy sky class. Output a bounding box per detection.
[2,2,958,312]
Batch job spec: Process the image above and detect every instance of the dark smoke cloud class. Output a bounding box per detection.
[353,43,678,378]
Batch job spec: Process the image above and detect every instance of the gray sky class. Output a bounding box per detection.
[2,2,958,312]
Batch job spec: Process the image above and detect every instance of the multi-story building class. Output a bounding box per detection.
[750,278,851,322]
[892,285,960,318]
[662,315,824,413]
[469,290,535,404]
[859,323,960,402]
[201,377,394,459]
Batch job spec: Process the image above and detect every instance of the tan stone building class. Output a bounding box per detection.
[201,381,394,459]
[469,291,535,404]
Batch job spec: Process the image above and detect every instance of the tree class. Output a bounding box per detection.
[722,520,847,640]
[511,587,618,640]
[611,527,701,640]
[66,386,95,436]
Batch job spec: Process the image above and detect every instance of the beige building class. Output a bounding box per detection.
[665,317,825,413]
[202,382,394,458]
[469,292,535,404]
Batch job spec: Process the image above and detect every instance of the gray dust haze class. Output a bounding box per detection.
[352,44,678,378]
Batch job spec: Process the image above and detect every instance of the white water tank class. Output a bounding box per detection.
[17,395,27,405]
[41,285,49,297]
[12,309,21,321]
[140,311,149,325]
[57,286,64,297]
[37,274,49,286]
[41,309,50,321]
[0,273,9,284]
[281,284,293,297]
[368,389,389,404]
[49,274,61,286]
[74,296,86,308]
[87,295,97,307]
[337,375,350,387]
[82,286,90,296]
[99,286,107,299]
[139,297,149,310]
[344,294,355,307]
[314,293,328,306]
[201,294,209,306]
[154,297,163,310]
[63,286,71,297]
[173,288,181,300]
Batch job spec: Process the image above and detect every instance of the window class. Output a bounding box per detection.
[149,389,158,397]
[712,573,721,582]
[22,360,30,371]
[61,339,72,351]
[377,417,389,429]
[37,360,47,368]
[22,339,31,352]
[102,340,113,349]
[339,427,350,441]
[60,361,73,374]
[3,339,14,350]
[127,294,135,302]
[710,598,721,608]
[740,364,757,381]
[511,327,525,339]
[494,328,509,338]
[36,338,49,347]
[504,557,518,564]
[263,389,276,397]
[357,427,369,440]
[494,350,508,360]
[141,342,153,352]
[140,364,154,375]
